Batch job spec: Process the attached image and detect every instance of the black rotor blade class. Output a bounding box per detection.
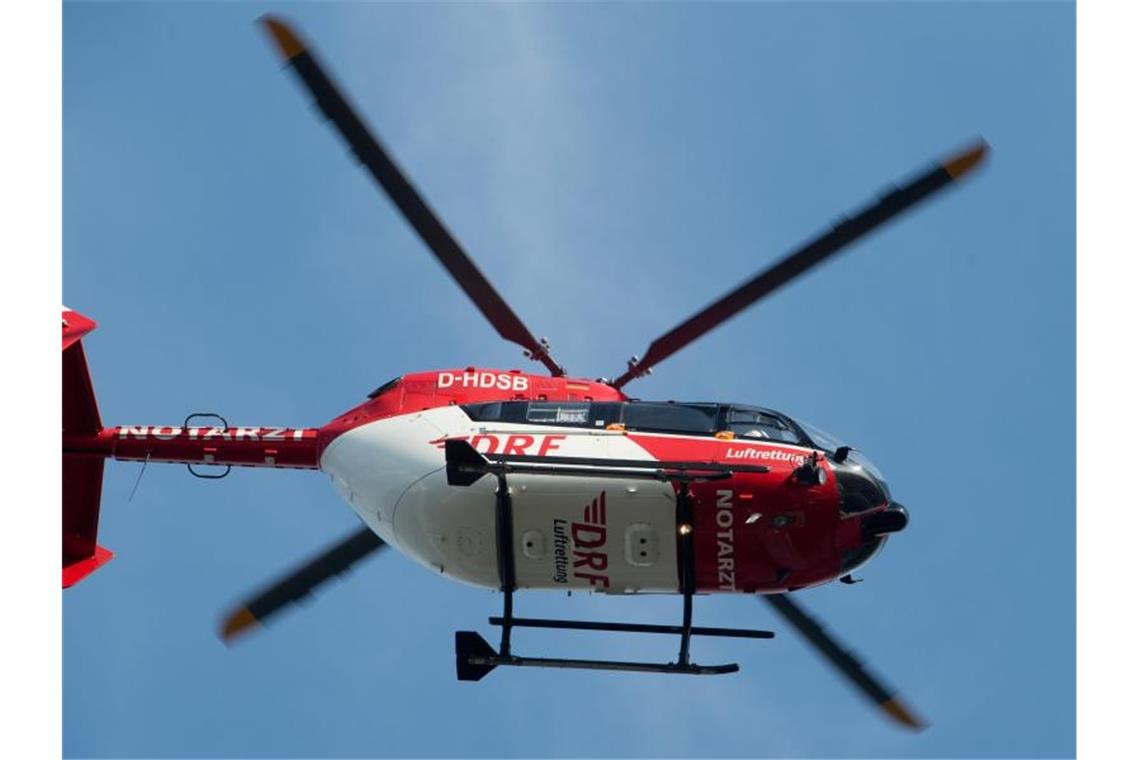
[260,16,564,376]
[613,141,988,388]
[219,526,386,644]
[763,593,926,731]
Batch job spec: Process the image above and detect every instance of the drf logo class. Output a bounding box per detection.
[430,434,565,457]
[570,492,609,589]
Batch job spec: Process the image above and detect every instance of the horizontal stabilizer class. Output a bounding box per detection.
[63,545,114,588]
[62,307,97,352]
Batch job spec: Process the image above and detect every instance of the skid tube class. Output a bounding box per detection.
[462,651,739,678]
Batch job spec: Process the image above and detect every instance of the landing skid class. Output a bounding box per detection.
[455,630,740,680]
[452,463,776,680]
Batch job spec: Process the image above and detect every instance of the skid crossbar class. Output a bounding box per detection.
[489,616,774,640]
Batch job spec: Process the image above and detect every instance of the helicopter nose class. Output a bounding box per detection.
[888,501,909,528]
[861,502,909,540]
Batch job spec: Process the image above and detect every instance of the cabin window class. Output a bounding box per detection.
[588,403,624,428]
[526,402,590,425]
[621,402,719,435]
[462,401,526,424]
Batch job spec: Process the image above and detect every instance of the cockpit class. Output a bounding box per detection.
[458,398,907,580]
[461,399,877,474]
[793,417,909,576]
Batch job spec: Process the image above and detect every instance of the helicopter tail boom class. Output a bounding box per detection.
[63,426,322,471]
[61,308,322,586]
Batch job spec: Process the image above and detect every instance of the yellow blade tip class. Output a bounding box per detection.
[943,139,990,180]
[259,15,306,60]
[881,696,928,731]
[219,607,260,645]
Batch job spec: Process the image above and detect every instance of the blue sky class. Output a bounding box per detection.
[63,1,1074,757]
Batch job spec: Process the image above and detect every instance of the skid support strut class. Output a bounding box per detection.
[454,469,775,681]
[677,481,696,666]
[494,473,517,658]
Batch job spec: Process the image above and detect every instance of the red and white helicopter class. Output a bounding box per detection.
[62,15,987,731]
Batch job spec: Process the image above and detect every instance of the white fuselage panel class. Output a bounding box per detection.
[319,407,679,592]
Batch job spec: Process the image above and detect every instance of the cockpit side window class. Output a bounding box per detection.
[726,408,801,443]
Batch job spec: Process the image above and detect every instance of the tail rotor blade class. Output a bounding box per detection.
[259,16,564,376]
[613,141,988,388]
[763,593,926,731]
[219,526,386,644]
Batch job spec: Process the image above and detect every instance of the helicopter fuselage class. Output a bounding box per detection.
[319,368,891,595]
[81,366,900,596]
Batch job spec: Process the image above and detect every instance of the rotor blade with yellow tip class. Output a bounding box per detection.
[762,592,927,731]
[219,526,386,644]
[256,14,565,377]
[614,140,989,388]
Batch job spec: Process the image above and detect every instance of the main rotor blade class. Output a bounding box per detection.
[613,141,988,388]
[260,16,565,376]
[219,526,386,644]
[762,593,926,730]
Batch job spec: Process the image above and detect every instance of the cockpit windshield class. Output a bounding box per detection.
[795,417,890,496]
[795,418,846,453]
[726,408,802,444]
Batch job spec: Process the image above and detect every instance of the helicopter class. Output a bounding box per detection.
[62,14,987,732]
